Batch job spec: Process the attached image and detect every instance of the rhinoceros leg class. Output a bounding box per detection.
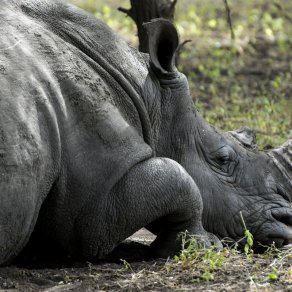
[75,157,214,259]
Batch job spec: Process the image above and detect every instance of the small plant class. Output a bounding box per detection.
[173,232,226,282]
[202,270,215,281]
[120,259,134,273]
[174,231,201,264]
[259,242,280,260]
[87,261,93,275]
[240,211,254,255]
[63,274,71,284]
[268,266,279,281]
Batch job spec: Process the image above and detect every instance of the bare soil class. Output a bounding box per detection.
[1,230,292,291]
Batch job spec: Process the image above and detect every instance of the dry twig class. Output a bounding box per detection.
[223,0,235,40]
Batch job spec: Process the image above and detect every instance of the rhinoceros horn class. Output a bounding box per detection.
[269,139,292,185]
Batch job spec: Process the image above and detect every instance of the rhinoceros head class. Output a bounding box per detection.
[144,19,292,250]
[194,123,292,250]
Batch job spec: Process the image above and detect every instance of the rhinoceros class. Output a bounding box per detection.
[0,0,291,265]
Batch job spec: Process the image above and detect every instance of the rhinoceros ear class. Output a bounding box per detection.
[143,19,179,75]
[229,127,257,149]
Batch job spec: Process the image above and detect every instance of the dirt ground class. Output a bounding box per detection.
[0,230,292,291]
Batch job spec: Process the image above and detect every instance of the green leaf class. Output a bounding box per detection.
[268,272,278,281]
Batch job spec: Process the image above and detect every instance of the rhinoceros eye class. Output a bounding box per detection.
[210,145,237,176]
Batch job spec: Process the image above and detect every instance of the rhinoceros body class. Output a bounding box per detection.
[0,0,210,264]
[0,0,291,265]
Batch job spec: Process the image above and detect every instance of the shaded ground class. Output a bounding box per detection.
[0,231,292,291]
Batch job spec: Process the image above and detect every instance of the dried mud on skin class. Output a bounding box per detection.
[0,230,292,291]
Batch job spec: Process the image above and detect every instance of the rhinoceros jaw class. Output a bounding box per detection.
[269,140,292,187]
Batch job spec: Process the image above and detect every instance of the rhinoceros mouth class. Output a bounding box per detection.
[210,196,292,251]
[238,215,292,251]
[249,202,292,250]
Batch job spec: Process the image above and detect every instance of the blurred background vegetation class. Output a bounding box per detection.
[68,0,292,148]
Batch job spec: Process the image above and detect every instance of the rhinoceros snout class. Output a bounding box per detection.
[267,227,292,248]
[271,208,292,226]
[268,208,292,247]
[254,227,292,251]
[248,207,292,251]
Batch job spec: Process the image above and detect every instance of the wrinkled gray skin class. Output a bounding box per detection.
[0,0,291,265]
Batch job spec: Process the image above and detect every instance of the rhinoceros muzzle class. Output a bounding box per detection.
[271,206,292,240]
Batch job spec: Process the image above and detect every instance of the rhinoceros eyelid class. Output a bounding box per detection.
[209,145,226,155]
[211,145,236,161]
[208,145,239,177]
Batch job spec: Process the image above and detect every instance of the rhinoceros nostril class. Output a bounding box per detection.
[271,209,292,226]
[283,238,292,245]
[270,225,292,248]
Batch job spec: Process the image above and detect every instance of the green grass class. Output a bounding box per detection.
[175,0,292,148]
